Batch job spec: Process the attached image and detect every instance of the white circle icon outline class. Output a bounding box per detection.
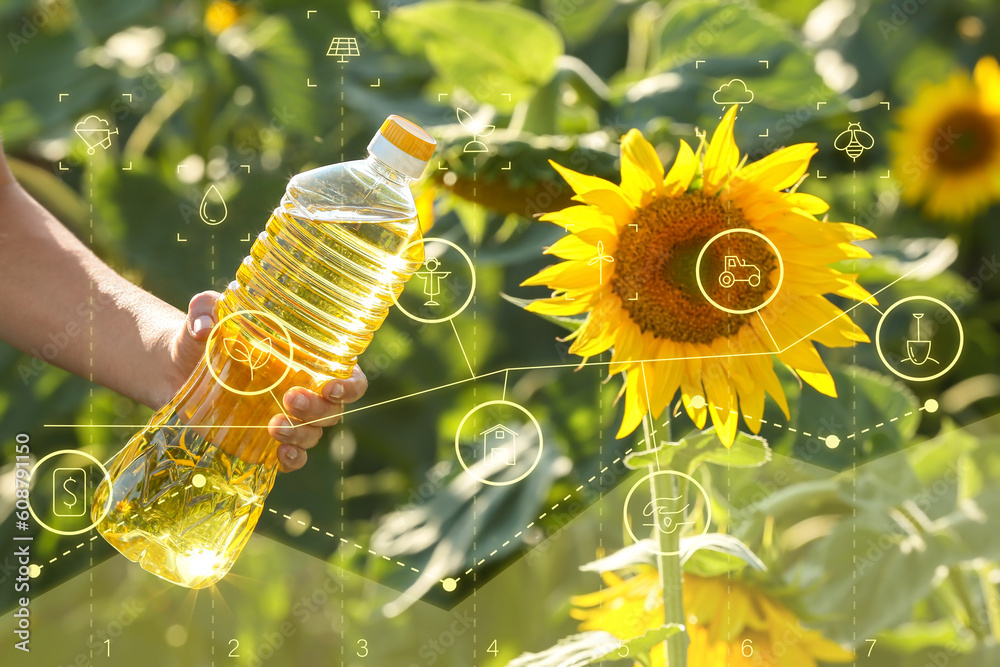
[27,449,112,536]
[875,295,964,382]
[454,400,543,486]
[205,309,295,396]
[623,470,712,556]
[392,237,476,325]
[695,228,784,315]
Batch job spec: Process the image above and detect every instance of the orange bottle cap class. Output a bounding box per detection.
[378,115,436,161]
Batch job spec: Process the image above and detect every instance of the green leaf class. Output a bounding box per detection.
[369,428,564,616]
[623,444,673,470]
[579,533,765,577]
[244,16,317,134]
[580,540,656,573]
[385,1,563,111]
[676,430,771,471]
[450,196,487,246]
[507,626,683,667]
[618,1,846,138]
[540,0,620,44]
[876,620,972,655]
[796,517,946,643]
[769,365,921,467]
[681,533,766,574]
[624,430,770,473]
[654,0,799,71]
[500,292,585,333]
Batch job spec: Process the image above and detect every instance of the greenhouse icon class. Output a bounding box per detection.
[481,424,518,465]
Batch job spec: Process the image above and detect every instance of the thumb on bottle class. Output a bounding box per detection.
[186,291,222,340]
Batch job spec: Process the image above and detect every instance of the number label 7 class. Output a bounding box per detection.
[866,639,877,657]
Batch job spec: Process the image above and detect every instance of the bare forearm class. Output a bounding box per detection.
[0,176,183,408]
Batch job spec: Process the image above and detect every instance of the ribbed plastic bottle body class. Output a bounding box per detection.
[92,155,423,588]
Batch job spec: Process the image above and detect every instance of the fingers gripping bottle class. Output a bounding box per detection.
[92,116,436,588]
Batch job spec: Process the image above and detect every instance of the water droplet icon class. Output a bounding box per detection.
[199,185,228,225]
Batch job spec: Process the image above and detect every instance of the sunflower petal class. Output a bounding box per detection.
[620,128,664,206]
[785,191,829,215]
[539,203,615,230]
[704,105,740,192]
[544,227,618,260]
[549,160,623,197]
[797,366,838,397]
[664,139,697,196]
[739,143,817,191]
[520,260,598,289]
[616,369,648,438]
[572,188,635,225]
[974,55,1000,113]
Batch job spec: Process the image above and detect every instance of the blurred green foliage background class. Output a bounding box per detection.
[1,0,1000,665]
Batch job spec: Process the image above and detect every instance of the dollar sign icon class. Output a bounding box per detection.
[62,478,78,510]
[53,468,87,517]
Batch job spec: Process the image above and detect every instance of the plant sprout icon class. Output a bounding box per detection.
[457,108,494,153]
[902,313,939,366]
[834,122,875,161]
[642,498,695,535]
[224,336,272,381]
[74,115,118,154]
[588,241,614,283]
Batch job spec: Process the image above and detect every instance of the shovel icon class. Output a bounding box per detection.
[902,313,938,366]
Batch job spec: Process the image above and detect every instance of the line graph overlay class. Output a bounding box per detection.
[44,262,921,431]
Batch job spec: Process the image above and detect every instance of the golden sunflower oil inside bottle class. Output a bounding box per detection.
[92,116,436,588]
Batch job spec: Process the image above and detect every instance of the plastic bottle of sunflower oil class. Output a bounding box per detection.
[92,116,436,589]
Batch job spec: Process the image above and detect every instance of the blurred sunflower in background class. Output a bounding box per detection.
[521,107,874,446]
[892,56,1000,220]
[571,565,854,667]
[204,0,245,35]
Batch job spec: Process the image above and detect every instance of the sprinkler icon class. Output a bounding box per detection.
[902,313,938,366]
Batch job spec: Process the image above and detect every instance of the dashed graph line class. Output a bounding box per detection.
[263,448,634,589]
[35,534,100,572]
[704,398,938,448]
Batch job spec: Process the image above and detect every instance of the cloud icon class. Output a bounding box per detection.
[713,78,754,105]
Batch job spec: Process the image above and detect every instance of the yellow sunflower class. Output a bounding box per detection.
[521,106,874,446]
[571,566,854,667]
[205,0,244,35]
[892,56,1000,220]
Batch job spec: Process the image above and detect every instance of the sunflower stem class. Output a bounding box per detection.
[643,414,688,665]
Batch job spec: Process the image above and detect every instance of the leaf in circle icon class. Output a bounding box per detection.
[223,336,271,381]
[247,337,273,374]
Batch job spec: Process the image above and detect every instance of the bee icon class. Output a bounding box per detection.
[834,122,875,161]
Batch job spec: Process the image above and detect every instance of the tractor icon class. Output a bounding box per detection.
[718,255,760,288]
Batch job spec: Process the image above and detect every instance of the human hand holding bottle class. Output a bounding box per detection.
[163,290,368,472]
[0,138,365,474]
